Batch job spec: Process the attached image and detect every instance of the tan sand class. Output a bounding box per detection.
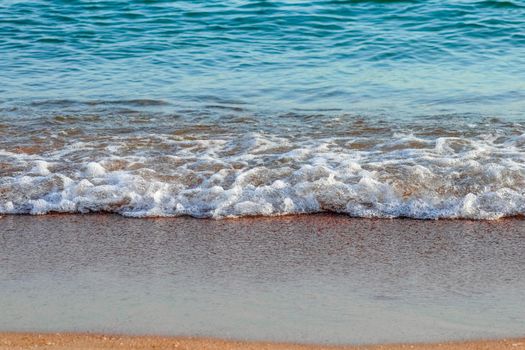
[1,333,524,350]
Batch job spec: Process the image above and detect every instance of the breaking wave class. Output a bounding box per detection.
[1,111,525,219]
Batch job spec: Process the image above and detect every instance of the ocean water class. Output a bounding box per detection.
[1,0,525,218]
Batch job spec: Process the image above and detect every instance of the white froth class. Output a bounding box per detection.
[2,130,525,219]
[30,161,51,176]
[83,162,106,177]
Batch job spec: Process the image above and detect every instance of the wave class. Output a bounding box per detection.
[2,116,525,219]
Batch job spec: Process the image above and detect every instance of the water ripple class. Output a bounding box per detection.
[0,0,523,113]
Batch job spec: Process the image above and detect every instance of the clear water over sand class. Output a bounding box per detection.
[1,215,524,344]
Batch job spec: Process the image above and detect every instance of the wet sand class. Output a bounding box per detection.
[1,214,524,345]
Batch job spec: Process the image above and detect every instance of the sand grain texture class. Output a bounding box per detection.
[1,333,525,350]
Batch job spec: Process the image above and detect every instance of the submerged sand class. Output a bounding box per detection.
[1,333,524,350]
[1,214,525,345]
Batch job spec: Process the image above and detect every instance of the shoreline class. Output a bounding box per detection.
[3,211,525,220]
[1,332,524,350]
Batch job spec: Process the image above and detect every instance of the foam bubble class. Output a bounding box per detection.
[30,161,51,176]
[83,162,106,177]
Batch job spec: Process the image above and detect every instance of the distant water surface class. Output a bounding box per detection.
[1,0,525,218]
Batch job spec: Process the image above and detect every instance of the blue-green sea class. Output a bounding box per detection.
[1,0,525,218]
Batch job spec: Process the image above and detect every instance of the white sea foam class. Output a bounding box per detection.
[2,125,525,219]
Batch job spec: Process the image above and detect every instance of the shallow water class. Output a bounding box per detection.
[1,1,525,218]
[1,215,525,344]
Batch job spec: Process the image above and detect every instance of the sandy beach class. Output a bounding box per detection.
[1,333,524,350]
[1,214,524,347]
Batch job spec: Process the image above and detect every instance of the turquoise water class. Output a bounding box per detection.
[1,1,525,218]
[2,0,524,114]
